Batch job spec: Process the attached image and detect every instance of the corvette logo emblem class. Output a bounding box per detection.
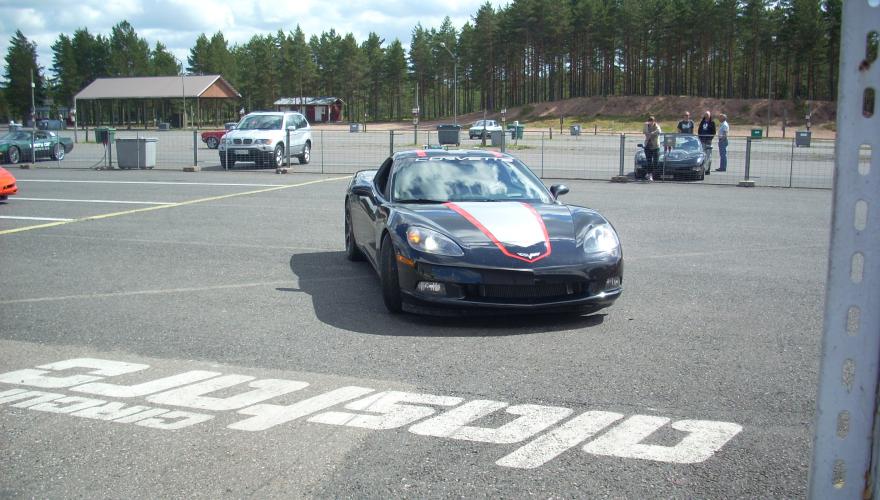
[517,252,540,259]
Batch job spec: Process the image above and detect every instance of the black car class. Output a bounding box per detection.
[344,149,623,315]
[635,133,710,180]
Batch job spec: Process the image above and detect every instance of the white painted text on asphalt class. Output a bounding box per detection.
[0,358,742,468]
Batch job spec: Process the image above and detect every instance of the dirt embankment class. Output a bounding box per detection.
[335,95,836,139]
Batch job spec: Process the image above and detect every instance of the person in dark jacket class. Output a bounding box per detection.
[697,111,716,175]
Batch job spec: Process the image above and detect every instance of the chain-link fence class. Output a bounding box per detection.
[4,125,853,189]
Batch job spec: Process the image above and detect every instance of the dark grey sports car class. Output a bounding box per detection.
[635,133,710,180]
[344,149,623,315]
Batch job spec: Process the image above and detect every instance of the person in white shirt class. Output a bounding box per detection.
[716,114,730,172]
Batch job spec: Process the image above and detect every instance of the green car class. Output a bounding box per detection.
[0,130,74,164]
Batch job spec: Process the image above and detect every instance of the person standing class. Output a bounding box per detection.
[716,114,730,172]
[643,115,661,182]
[697,111,716,175]
[677,112,694,134]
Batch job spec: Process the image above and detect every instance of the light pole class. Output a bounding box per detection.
[172,55,186,129]
[439,42,458,125]
[767,35,776,138]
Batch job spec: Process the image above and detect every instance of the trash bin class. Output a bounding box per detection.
[8,124,21,133]
[158,122,171,131]
[795,131,812,147]
[490,130,505,146]
[437,124,461,145]
[115,137,157,169]
[570,125,581,136]
[750,128,763,139]
[508,124,524,139]
[95,127,116,145]
[349,123,360,133]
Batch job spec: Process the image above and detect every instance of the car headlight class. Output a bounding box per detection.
[582,223,620,259]
[406,227,464,256]
[254,139,271,145]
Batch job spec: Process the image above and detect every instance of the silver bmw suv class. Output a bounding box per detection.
[218,111,312,169]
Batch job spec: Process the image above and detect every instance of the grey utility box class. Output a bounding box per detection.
[570,125,581,136]
[795,131,812,147]
[437,124,461,145]
[349,123,360,133]
[116,138,157,169]
[491,130,505,146]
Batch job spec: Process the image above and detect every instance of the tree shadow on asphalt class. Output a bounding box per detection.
[285,251,606,337]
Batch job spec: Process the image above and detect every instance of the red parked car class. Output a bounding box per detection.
[201,122,238,149]
[0,166,18,201]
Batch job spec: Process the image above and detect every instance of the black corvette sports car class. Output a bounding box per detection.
[635,133,710,180]
[344,149,623,315]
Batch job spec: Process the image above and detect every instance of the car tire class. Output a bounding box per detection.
[345,207,365,261]
[380,234,403,314]
[7,146,19,164]
[634,167,645,180]
[696,166,705,181]
[273,144,285,168]
[220,155,235,169]
[206,137,219,149]
[298,142,311,165]
[51,143,65,160]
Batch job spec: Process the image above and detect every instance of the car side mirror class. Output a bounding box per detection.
[351,184,372,197]
[550,184,569,199]
[637,143,644,148]
[287,126,297,131]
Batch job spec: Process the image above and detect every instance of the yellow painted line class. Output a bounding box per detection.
[0,175,351,236]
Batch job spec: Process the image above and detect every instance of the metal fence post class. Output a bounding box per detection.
[30,130,35,166]
[390,130,394,157]
[320,130,324,174]
[809,1,880,497]
[619,134,626,176]
[744,137,752,181]
[192,129,198,167]
[541,131,545,178]
[501,129,506,154]
[286,128,291,169]
[788,138,795,188]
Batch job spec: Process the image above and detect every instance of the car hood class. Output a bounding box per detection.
[395,201,608,267]
[226,129,283,139]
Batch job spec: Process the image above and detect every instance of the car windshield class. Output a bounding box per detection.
[0,132,30,141]
[236,115,282,130]
[661,134,702,152]
[392,156,552,204]
[473,121,486,127]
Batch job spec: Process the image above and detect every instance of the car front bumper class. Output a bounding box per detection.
[396,259,623,315]
[218,145,274,162]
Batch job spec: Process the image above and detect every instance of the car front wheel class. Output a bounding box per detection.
[206,137,219,149]
[345,208,364,261]
[380,234,402,313]
[7,146,19,164]
[273,144,285,168]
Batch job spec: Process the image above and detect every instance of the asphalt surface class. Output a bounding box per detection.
[0,166,830,497]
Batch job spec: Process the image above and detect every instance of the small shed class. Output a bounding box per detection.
[274,97,344,123]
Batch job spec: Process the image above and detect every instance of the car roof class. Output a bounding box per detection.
[392,149,515,161]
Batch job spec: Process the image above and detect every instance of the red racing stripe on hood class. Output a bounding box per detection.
[444,202,552,263]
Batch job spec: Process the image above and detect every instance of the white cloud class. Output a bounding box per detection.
[0,0,510,79]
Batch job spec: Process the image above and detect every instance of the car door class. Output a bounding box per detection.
[294,114,308,152]
[352,158,392,265]
[34,132,52,159]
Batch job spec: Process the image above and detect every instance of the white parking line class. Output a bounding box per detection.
[16,197,174,205]
[0,216,74,222]
[17,180,288,187]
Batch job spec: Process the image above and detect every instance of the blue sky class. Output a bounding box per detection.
[0,0,511,76]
